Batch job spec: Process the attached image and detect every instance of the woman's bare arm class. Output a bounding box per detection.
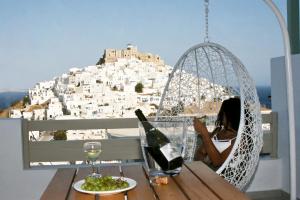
[194,145,207,161]
[193,118,234,167]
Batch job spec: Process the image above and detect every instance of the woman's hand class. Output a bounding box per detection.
[193,117,209,137]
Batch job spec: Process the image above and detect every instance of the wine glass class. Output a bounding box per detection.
[83,141,102,177]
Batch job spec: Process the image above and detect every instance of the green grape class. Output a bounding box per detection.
[81,176,130,191]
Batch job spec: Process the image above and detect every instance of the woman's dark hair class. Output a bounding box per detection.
[215,97,241,131]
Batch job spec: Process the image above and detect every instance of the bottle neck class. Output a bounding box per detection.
[135,109,148,122]
[141,121,154,130]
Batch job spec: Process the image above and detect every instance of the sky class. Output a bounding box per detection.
[0,0,286,90]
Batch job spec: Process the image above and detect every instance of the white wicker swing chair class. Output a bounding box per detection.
[156,42,263,190]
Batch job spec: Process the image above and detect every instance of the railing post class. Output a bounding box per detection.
[21,119,30,169]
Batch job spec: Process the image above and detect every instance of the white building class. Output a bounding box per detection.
[10,109,22,118]
[20,55,229,140]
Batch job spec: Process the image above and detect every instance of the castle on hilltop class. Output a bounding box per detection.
[97,44,164,65]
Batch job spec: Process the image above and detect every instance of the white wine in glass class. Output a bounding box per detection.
[83,141,102,177]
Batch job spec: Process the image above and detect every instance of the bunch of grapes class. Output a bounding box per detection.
[81,176,129,191]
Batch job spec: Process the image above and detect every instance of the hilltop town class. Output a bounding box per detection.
[9,45,227,141]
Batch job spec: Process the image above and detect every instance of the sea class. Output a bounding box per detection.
[0,91,28,110]
[256,86,271,109]
[0,86,272,110]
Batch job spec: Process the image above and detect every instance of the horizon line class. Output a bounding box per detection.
[0,89,28,93]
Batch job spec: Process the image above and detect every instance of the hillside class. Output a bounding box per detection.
[0,100,24,118]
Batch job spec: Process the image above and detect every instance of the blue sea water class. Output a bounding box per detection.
[0,92,27,109]
[256,86,271,109]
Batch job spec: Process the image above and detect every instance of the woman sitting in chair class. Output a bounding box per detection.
[193,97,241,168]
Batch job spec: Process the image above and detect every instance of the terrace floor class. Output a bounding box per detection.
[247,190,290,200]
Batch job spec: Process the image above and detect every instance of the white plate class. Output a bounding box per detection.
[73,176,137,196]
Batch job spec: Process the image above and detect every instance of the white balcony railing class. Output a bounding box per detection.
[21,112,278,169]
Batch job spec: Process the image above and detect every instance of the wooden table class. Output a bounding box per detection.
[41,161,250,200]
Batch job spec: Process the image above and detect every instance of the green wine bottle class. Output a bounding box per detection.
[135,109,183,171]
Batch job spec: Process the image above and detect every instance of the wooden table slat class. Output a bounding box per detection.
[41,168,76,200]
[100,165,122,176]
[185,162,250,200]
[122,165,156,200]
[68,168,94,200]
[42,162,251,200]
[152,173,189,200]
[173,165,220,200]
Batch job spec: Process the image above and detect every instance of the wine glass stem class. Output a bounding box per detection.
[91,161,96,175]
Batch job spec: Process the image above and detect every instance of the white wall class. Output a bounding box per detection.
[246,158,282,192]
[271,55,300,198]
[0,119,56,200]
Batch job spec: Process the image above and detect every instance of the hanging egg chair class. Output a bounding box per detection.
[156,0,263,190]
